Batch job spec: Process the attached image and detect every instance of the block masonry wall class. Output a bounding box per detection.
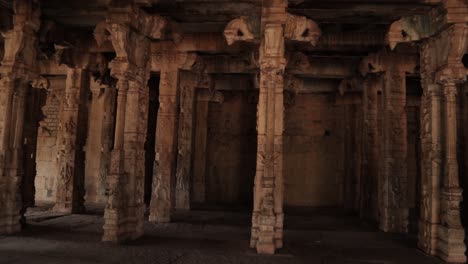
[34,77,66,203]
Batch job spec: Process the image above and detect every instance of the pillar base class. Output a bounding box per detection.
[53,203,84,215]
[250,224,283,254]
[379,207,409,233]
[436,225,466,263]
[175,194,190,210]
[417,220,439,256]
[148,214,170,223]
[0,218,21,235]
[102,218,143,243]
[257,242,276,255]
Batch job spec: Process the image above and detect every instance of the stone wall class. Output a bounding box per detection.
[34,77,65,203]
[407,96,422,232]
[284,93,347,207]
[205,91,257,206]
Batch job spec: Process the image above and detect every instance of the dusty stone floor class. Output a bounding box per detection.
[0,206,443,264]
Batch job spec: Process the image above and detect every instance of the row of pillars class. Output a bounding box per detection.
[1,0,466,262]
[360,26,467,262]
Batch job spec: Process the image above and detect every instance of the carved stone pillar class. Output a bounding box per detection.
[53,68,87,213]
[418,84,442,255]
[175,71,198,210]
[85,80,116,204]
[149,49,196,222]
[101,13,153,242]
[360,75,380,220]
[0,0,40,234]
[379,67,409,233]
[150,68,178,222]
[437,79,466,263]
[103,74,149,242]
[103,79,130,242]
[360,52,416,233]
[417,23,467,263]
[250,3,288,253]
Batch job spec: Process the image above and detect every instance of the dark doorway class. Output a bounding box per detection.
[21,85,48,219]
[145,75,159,205]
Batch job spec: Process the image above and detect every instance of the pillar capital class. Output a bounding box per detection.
[224,13,321,47]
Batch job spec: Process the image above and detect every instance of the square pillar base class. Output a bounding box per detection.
[436,225,466,263]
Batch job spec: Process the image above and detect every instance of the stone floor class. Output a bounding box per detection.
[0,206,444,264]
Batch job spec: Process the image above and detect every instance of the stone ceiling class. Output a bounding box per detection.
[0,0,436,89]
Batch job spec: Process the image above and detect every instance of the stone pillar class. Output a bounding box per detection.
[223,7,320,252]
[418,83,442,255]
[251,5,287,254]
[174,72,198,210]
[149,49,196,222]
[150,67,179,222]
[103,75,149,242]
[416,23,467,263]
[379,67,409,233]
[85,80,116,205]
[360,75,380,220]
[0,0,40,234]
[436,79,466,263]
[53,68,87,213]
[102,21,151,242]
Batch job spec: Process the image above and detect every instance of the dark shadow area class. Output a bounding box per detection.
[145,75,160,205]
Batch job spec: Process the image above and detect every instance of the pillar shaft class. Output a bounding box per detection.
[0,0,40,234]
[418,84,442,255]
[361,76,380,220]
[102,20,151,242]
[251,22,286,254]
[0,79,28,234]
[380,67,409,233]
[175,72,197,210]
[85,81,116,204]
[436,81,466,263]
[150,67,179,222]
[54,68,87,213]
[103,76,149,242]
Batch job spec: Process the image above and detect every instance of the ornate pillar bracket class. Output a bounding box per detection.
[386,1,468,50]
[0,0,40,235]
[94,4,182,48]
[224,11,321,47]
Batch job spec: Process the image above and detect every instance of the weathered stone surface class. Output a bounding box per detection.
[0,0,40,234]
[0,1,467,263]
[149,46,196,222]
